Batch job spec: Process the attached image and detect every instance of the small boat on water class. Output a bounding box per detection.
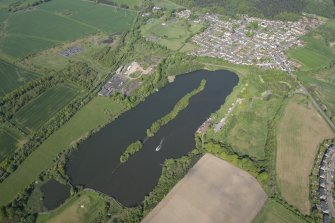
[155,138,164,151]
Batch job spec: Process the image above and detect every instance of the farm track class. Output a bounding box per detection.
[38,8,102,33]
[8,33,61,43]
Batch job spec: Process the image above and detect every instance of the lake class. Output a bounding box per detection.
[41,179,70,210]
[66,69,239,207]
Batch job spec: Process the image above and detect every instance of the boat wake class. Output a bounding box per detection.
[155,138,165,151]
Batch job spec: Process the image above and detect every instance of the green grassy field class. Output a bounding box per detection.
[0,0,137,58]
[288,20,335,71]
[298,68,335,123]
[0,125,25,162]
[37,190,107,223]
[27,181,46,213]
[0,96,126,207]
[0,8,9,24]
[205,64,295,160]
[0,59,40,96]
[141,18,203,51]
[112,0,143,8]
[153,0,183,10]
[225,97,282,159]
[13,84,81,132]
[253,199,304,223]
[288,47,331,71]
[24,33,121,72]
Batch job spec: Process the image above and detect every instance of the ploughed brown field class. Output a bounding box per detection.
[142,153,267,223]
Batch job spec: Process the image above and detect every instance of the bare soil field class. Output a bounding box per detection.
[142,153,267,223]
[276,95,334,214]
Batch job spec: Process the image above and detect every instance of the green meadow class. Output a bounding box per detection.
[204,62,295,160]
[13,84,81,132]
[288,20,335,71]
[253,199,304,223]
[141,18,203,51]
[0,59,40,96]
[288,46,332,71]
[110,0,143,8]
[0,125,25,162]
[36,190,107,223]
[0,0,137,58]
[153,0,183,10]
[298,66,335,123]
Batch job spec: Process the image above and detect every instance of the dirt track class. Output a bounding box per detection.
[142,153,267,223]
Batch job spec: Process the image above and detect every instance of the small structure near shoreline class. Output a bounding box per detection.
[214,98,243,132]
[197,117,212,134]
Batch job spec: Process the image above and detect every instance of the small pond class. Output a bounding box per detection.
[40,179,70,210]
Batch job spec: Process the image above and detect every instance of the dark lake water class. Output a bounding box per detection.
[66,69,238,207]
[40,179,70,210]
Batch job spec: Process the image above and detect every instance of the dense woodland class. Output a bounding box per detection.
[8,0,52,12]
[171,0,335,19]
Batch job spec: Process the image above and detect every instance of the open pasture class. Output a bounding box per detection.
[141,18,203,51]
[207,68,295,160]
[253,199,304,223]
[102,0,143,9]
[13,84,81,132]
[288,20,335,71]
[37,190,107,223]
[0,59,40,96]
[0,125,25,162]
[288,47,331,71]
[153,0,183,10]
[276,95,334,214]
[298,68,335,122]
[225,97,282,160]
[0,0,137,58]
[24,33,121,72]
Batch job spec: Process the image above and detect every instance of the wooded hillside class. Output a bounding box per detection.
[171,0,335,18]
